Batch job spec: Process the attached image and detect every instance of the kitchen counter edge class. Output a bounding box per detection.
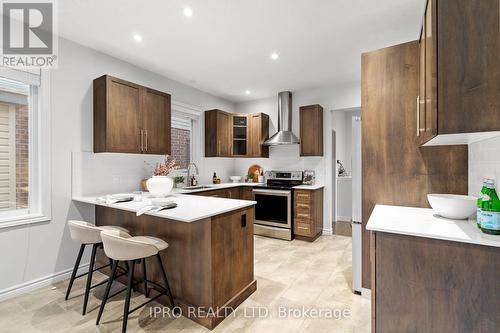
[366,204,500,248]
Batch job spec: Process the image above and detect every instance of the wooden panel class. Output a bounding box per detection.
[142,88,171,154]
[437,0,500,134]
[293,188,323,241]
[204,110,231,157]
[217,112,231,157]
[204,110,218,157]
[211,208,254,307]
[93,75,107,152]
[106,77,141,153]
[374,232,500,333]
[423,0,437,140]
[300,105,323,156]
[361,41,468,288]
[247,113,269,158]
[240,187,253,200]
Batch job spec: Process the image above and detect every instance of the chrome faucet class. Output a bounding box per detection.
[186,162,199,186]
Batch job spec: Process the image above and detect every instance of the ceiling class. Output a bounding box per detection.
[58,0,423,102]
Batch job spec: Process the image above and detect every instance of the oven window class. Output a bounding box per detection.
[254,194,289,225]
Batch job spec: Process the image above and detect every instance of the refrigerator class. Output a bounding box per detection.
[351,116,362,294]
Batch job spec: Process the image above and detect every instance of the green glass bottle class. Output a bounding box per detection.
[481,179,500,235]
[477,179,490,228]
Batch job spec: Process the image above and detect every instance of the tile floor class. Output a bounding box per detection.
[0,235,370,333]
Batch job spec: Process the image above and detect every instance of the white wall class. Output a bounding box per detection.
[234,82,361,233]
[0,37,235,296]
[469,136,500,197]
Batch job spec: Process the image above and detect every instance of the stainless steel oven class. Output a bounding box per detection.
[253,188,292,240]
[252,171,302,241]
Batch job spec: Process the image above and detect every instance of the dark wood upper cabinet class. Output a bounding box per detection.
[419,0,500,145]
[300,104,323,156]
[204,109,231,157]
[141,88,171,154]
[247,113,269,158]
[204,110,269,158]
[93,75,171,154]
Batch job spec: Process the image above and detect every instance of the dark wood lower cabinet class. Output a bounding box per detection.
[372,232,500,333]
[293,188,323,242]
[95,205,256,330]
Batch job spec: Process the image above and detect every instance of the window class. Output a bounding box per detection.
[0,68,50,228]
[170,114,192,170]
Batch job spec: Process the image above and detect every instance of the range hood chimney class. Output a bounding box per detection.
[264,91,300,146]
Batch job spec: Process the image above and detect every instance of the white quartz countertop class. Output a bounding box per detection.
[73,193,256,223]
[292,184,325,190]
[367,205,500,248]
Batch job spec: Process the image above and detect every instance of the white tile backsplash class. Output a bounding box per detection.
[468,135,500,196]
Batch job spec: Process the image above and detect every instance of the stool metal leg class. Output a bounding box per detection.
[156,254,175,308]
[122,260,135,333]
[65,244,85,300]
[142,258,149,298]
[82,243,99,315]
[96,259,118,325]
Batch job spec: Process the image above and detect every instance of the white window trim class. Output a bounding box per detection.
[171,100,202,174]
[0,69,51,229]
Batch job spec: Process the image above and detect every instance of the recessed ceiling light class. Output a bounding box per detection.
[271,52,279,60]
[184,7,193,17]
[133,34,142,42]
[245,90,251,95]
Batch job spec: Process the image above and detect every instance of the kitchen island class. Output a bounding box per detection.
[367,205,500,333]
[73,193,256,330]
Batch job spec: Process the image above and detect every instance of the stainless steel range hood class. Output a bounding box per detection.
[264,91,300,146]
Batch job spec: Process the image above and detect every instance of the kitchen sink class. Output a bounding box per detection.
[182,186,215,191]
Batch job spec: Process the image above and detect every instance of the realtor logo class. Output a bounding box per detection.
[1,0,58,67]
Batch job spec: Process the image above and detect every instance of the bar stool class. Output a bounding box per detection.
[96,229,175,333]
[66,220,129,315]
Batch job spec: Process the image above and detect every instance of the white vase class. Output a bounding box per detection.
[146,176,173,197]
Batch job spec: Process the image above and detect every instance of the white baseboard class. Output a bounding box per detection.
[0,263,90,301]
[322,228,333,235]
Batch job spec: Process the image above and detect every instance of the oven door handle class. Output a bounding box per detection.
[252,189,291,196]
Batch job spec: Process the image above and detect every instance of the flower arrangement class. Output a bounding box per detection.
[145,155,180,176]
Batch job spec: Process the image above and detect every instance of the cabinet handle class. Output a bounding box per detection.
[145,130,148,152]
[416,96,420,137]
[140,129,144,152]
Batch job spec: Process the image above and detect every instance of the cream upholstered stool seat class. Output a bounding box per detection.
[96,229,175,333]
[66,220,129,315]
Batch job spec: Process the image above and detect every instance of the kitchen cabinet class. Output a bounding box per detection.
[361,41,468,289]
[418,0,500,145]
[204,110,269,158]
[293,188,323,242]
[204,109,231,157]
[93,75,171,154]
[194,187,240,199]
[232,115,248,156]
[299,104,323,156]
[372,231,500,333]
[247,113,269,158]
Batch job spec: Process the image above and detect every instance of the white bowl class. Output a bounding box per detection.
[427,194,477,220]
[230,176,242,183]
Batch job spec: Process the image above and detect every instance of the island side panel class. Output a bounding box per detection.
[374,232,500,333]
[211,206,255,308]
[95,206,213,309]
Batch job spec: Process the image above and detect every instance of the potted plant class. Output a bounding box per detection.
[174,175,185,188]
[144,155,179,196]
